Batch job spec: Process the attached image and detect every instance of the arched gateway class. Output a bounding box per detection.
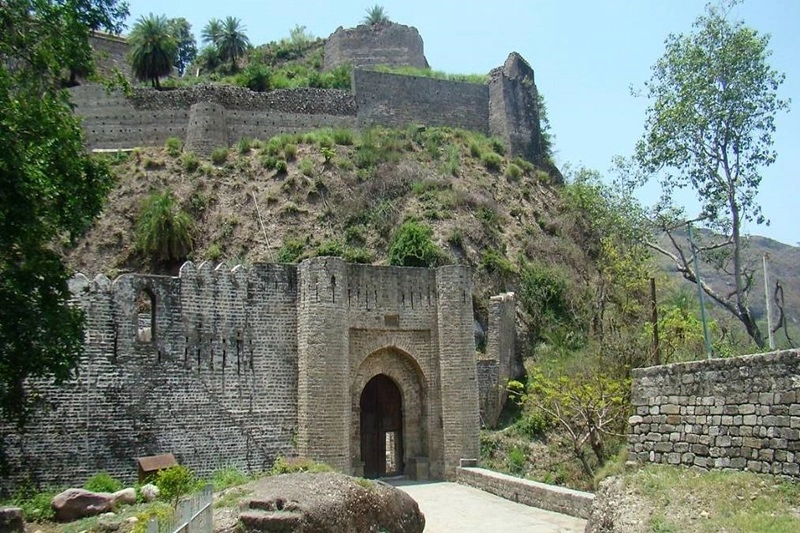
[360,374,403,477]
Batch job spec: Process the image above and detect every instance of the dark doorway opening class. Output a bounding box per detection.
[360,374,403,478]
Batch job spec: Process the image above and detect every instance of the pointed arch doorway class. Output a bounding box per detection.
[360,374,404,478]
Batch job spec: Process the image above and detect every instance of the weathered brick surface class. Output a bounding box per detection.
[456,467,594,519]
[323,23,429,71]
[478,292,516,428]
[628,350,800,477]
[1,258,487,489]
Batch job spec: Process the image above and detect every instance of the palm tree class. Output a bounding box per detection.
[135,189,194,266]
[201,18,223,47]
[129,14,177,88]
[362,5,390,25]
[217,17,250,72]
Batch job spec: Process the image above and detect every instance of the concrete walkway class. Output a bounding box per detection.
[391,479,587,533]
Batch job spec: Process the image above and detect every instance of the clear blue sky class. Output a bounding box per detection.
[125,0,799,246]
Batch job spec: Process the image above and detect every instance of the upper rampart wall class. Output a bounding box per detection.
[88,32,130,79]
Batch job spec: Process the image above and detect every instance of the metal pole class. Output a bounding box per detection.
[688,223,713,359]
[763,253,776,350]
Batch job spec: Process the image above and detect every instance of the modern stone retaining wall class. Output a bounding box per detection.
[456,467,594,519]
[628,349,800,476]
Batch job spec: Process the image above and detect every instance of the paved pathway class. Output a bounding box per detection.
[391,480,587,533]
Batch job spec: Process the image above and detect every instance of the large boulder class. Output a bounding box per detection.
[112,488,137,506]
[236,472,424,532]
[51,488,115,522]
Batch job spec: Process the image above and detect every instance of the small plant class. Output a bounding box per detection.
[155,465,202,508]
[133,502,173,533]
[84,472,124,493]
[299,157,315,177]
[316,239,345,257]
[507,446,526,475]
[489,137,506,155]
[534,169,551,183]
[343,247,373,264]
[210,147,229,165]
[513,411,551,439]
[275,159,288,174]
[136,189,194,264]
[447,228,464,248]
[269,456,332,475]
[468,141,483,158]
[512,157,535,173]
[332,128,355,145]
[261,154,278,169]
[237,137,253,154]
[206,243,223,261]
[277,238,306,263]
[481,152,503,172]
[181,152,200,173]
[387,219,442,268]
[11,488,59,522]
[143,157,165,170]
[505,163,522,181]
[283,143,297,161]
[164,136,182,157]
[320,146,335,164]
[210,465,250,491]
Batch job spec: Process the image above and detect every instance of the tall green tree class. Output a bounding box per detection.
[129,14,177,88]
[0,0,125,431]
[632,1,789,349]
[217,16,250,72]
[201,18,223,47]
[168,17,197,76]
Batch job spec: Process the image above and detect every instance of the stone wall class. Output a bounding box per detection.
[628,350,800,477]
[1,258,489,489]
[323,23,429,71]
[456,466,595,519]
[478,292,516,428]
[353,69,490,134]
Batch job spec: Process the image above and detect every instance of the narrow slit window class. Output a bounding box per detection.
[136,289,156,343]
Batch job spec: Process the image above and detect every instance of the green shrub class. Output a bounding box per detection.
[133,503,173,533]
[275,159,288,174]
[261,155,278,170]
[535,169,551,183]
[136,189,194,264]
[513,411,551,438]
[11,489,58,522]
[469,141,483,158]
[387,219,442,267]
[263,139,283,156]
[84,472,123,493]
[507,446,526,475]
[237,137,253,154]
[480,248,517,276]
[477,206,497,226]
[236,64,272,92]
[299,157,315,177]
[206,243,222,261]
[336,157,354,171]
[482,152,503,172]
[332,128,355,145]
[447,229,464,248]
[155,465,203,508]
[210,465,250,491]
[277,238,306,263]
[490,137,507,155]
[316,239,345,257]
[164,137,182,157]
[210,147,228,165]
[343,247,373,264]
[512,157,535,173]
[505,163,522,181]
[283,143,297,161]
[320,146,335,163]
[181,152,200,173]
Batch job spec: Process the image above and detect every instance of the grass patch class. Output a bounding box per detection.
[625,465,800,532]
[210,465,250,491]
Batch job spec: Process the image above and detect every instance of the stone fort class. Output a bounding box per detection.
[75,23,544,163]
[1,22,532,490]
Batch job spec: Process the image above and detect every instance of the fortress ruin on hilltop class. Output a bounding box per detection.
[0,23,524,488]
[77,23,545,164]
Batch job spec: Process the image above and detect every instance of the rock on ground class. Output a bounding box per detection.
[0,507,24,533]
[231,472,425,533]
[51,489,115,522]
[584,477,650,533]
